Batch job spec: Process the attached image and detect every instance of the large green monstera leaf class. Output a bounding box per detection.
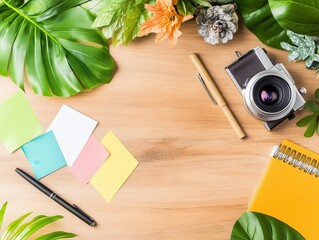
[0,0,115,97]
[231,212,305,240]
[269,0,319,37]
[235,0,290,49]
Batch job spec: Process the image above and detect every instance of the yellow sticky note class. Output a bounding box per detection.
[90,131,139,202]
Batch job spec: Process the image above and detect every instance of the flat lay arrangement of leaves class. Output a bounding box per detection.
[0,201,76,239]
[83,0,238,47]
[231,212,305,240]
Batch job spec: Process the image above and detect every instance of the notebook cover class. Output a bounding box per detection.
[248,139,319,240]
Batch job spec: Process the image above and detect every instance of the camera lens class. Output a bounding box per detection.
[252,75,291,113]
[260,85,279,105]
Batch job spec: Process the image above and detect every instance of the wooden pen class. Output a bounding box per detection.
[190,53,246,139]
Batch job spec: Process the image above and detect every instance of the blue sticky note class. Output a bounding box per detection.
[22,131,66,180]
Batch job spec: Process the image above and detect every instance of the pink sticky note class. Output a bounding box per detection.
[70,135,109,183]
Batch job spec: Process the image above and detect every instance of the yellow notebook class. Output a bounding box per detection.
[249,139,319,240]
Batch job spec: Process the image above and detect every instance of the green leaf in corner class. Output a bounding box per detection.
[315,89,319,100]
[1,212,32,240]
[0,202,8,230]
[235,0,290,49]
[231,211,305,240]
[34,231,77,240]
[0,0,115,97]
[83,0,153,47]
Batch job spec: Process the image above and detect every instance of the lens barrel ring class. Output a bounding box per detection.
[243,71,296,122]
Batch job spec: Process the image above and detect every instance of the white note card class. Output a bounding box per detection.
[47,105,98,166]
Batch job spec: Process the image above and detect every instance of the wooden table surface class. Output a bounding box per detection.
[1,20,319,239]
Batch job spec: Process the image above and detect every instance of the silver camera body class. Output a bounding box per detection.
[225,46,306,130]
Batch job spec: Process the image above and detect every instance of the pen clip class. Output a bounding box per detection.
[73,204,96,223]
[196,73,217,105]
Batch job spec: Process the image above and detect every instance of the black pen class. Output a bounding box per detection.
[15,168,96,227]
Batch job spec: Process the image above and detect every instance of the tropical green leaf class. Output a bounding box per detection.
[235,0,290,49]
[0,202,8,230]
[0,0,115,97]
[83,0,153,47]
[34,231,77,240]
[231,211,305,240]
[13,215,64,240]
[296,115,314,127]
[0,212,32,240]
[269,0,319,37]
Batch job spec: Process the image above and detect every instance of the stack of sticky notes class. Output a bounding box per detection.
[0,91,139,202]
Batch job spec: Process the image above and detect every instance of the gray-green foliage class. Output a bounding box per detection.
[0,0,115,97]
[0,201,76,240]
[296,89,319,138]
[231,212,305,240]
[281,31,319,71]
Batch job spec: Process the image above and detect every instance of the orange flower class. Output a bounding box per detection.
[138,0,192,47]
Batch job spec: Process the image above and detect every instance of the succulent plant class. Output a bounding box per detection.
[281,31,319,74]
[196,3,238,45]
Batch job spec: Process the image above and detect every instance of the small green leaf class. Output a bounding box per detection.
[177,0,196,15]
[1,212,32,240]
[304,118,318,138]
[315,89,319,100]
[231,211,305,240]
[305,99,319,112]
[0,202,8,230]
[34,231,77,240]
[296,115,314,127]
[190,0,212,8]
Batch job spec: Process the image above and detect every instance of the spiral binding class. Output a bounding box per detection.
[271,144,319,177]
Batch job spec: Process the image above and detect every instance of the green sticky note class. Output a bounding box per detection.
[0,91,43,152]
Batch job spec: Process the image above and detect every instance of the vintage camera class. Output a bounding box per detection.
[225,46,306,130]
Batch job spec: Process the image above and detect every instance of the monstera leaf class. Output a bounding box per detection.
[235,0,290,49]
[269,0,319,37]
[231,212,305,240]
[0,0,115,97]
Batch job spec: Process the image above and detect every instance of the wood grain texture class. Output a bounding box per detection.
[1,20,319,239]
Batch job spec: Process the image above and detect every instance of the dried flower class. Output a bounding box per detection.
[138,0,192,47]
[196,4,238,45]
